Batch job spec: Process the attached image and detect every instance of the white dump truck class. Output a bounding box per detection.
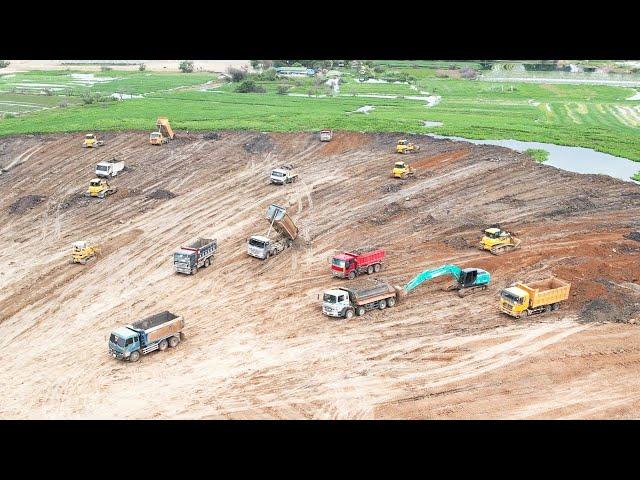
[173,237,217,275]
[320,129,333,142]
[247,204,298,260]
[95,159,125,178]
[322,283,400,319]
[270,165,298,185]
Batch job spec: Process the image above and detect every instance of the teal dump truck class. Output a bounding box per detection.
[108,311,184,362]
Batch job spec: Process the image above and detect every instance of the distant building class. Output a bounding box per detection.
[275,67,316,77]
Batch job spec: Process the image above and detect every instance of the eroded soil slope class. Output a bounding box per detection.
[0,131,639,419]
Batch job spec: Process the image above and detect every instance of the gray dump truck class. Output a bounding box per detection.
[174,237,217,274]
[322,283,400,319]
[108,311,184,362]
[247,204,298,260]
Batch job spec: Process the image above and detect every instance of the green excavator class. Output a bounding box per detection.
[402,264,491,297]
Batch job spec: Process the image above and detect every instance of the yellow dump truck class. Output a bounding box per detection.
[149,117,175,145]
[500,277,571,319]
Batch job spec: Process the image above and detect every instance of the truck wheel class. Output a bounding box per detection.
[519,310,528,319]
[158,339,168,351]
[356,306,366,316]
[344,309,355,320]
[367,265,374,275]
[552,303,559,311]
[168,336,180,348]
[374,263,381,273]
[387,297,396,307]
[129,351,140,362]
[544,305,552,313]
[378,300,387,310]
[348,271,356,280]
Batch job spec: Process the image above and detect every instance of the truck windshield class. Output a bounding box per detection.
[109,334,126,347]
[249,238,266,248]
[501,291,523,304]
[150,133,160,138]
[174,253,192,264]
[323,294,338,304]
[90,181,101,186]
[272,171,285,177]
[332,258,345,268]
[96,165,108,171]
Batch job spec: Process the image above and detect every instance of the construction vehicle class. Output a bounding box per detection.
[396,139,420,154]
[392,161,414,179]
[402,265,491,298]
[70,241,98,264]
[322,264,490,319]
[320,129,333,142]
[247,204,298,260]
[108,311,184,362]
[95,159,124,178]
[500,277,570,319]
[83,133,104,148]
[149,117,175,145]
[331,248,385,279]
[85,178,117,198]
[173,237,217,275]
[270,165,298,185]
[479,227,522,255]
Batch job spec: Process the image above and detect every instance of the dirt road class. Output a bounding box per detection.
[0,131,639,419]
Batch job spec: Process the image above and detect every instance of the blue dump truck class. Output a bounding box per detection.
[173,237,217,275]
[108,311,184,362]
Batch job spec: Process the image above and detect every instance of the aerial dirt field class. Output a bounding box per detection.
[1,131,640,419]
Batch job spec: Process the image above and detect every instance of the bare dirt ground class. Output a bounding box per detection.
[1,60,250,74]
[1,131,639,419]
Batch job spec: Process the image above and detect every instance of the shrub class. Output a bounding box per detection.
[100,65,112,72]
[139,63,146,72]
[228,67,247,82]
[256,68,277,81]
[4,112,16,119]
[276,85,290,95]
[235,80,266,93]
[43,89,53,96]
[59,101,69,108]
[435,69,450,78]
[374,65,384,73]
[0,60,10,68]
[525,148,549,163]
[179,60,194,73]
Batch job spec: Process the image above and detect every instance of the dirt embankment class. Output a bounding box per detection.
[0,130,639,419]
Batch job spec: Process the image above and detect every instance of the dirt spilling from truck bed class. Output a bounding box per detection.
[0,130,639,419]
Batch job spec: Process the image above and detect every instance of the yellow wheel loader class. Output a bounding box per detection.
[479,227,521,255]
[71,241,98,265]
[392,161,414,179]
[396,139,420,154]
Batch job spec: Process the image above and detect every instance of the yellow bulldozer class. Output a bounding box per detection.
[392,161,414,179]
[71,241,98,265]
[85,178,117,199]
[396,139,420,154]
[83,133,104,148]
[479,227,522,255]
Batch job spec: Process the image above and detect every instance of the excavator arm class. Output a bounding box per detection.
[403,265,462,294]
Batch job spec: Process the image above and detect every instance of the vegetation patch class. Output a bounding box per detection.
[525,148,550,163]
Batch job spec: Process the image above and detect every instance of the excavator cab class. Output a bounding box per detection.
[458,268,478,288]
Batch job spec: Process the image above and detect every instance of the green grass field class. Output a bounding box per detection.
[1,67,639,162]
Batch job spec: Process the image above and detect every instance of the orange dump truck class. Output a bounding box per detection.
[500,277,571,319]
[149,117,175,145]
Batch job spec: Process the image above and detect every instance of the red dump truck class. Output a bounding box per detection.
[331,248,385,279]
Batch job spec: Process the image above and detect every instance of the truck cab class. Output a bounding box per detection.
[173,248,197,274]
[500,286,528,317]
[84,133,98,148]
[247,235,271,259]
[108,327,140,360]
[322,288,351,317]
[331,254,352,277]
[149,131,166,145]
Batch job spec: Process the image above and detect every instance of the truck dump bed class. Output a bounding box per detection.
[346,283,396,305]
[156,117,175,139]
[129,311,184,343]
[517,277,571,308]
[184,238,216,251]
[345,248,385,265]
[266,204,298,241]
